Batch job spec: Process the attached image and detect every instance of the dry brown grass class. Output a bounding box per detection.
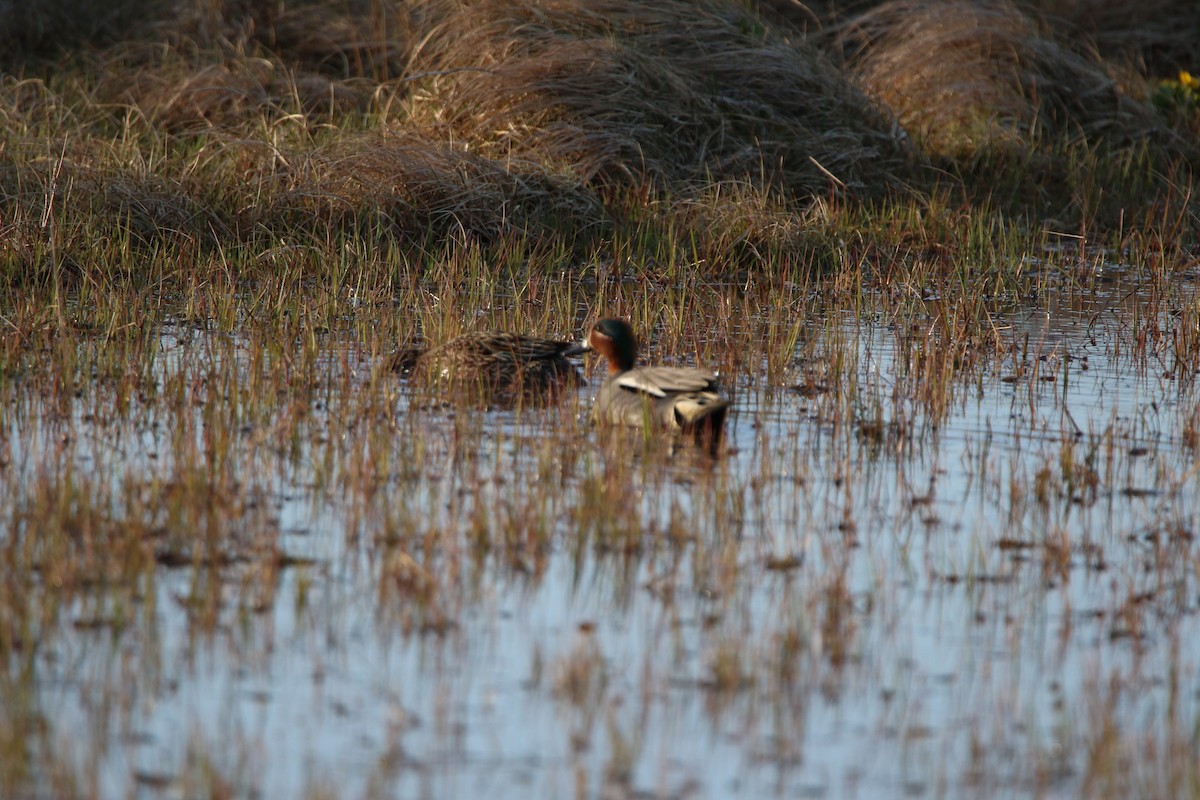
[70,1,428,133]
[0,0,929,278]
[138,0,426,82]
[248,130,607,246]
[97,48,390,133]
[0,0,1196,294]
[114,56,279,133]
[841,0,1162,158]
[407,0,914,198]
[240,2,423,81]
[758,0,1200,79]
[1027,0,1200,76]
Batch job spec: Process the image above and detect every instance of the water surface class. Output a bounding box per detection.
[4,287,1199,799]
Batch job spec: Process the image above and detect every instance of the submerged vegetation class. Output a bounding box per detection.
[1,0,1199,797]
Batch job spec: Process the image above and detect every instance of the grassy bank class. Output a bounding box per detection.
[0,0,1194,337]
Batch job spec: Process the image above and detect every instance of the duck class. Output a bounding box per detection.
[390,330,586,405]
[582,318,730,444]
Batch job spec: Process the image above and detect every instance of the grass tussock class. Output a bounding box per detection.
[842,0,1161,157]
[253,132,608,247]
[96,0,425,132]
[839,0,1199,227]
[410,0,913,198]
[1030,0,1200,77]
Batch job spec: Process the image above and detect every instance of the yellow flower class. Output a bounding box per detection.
[1180,71,1198,89]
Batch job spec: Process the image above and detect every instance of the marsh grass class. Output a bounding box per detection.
[0,0,1192,324]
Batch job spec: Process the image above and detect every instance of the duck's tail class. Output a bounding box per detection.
[672,392,730,445]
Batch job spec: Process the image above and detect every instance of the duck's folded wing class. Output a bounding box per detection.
[616,367,717,398]
[479,334,586,361]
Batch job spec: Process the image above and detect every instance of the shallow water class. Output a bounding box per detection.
[4,289,1200,799]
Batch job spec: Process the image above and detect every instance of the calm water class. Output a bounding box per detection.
[6,289,1200,799]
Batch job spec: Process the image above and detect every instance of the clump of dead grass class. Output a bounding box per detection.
[842,0,1162,159]
[96,42,388,133]
[146,0,427,82]
[236,1,424,82]
[1026,0,1200,77]
[408,0,915,199]
[111,54,279,134]
[85,0,432,132]
[248,131,608,247]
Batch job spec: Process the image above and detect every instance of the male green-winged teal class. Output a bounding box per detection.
[391,331,585,405]
[583,318,730,444]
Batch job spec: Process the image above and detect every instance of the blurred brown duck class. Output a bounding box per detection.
[390,330,585,404]
[582,318,730,444]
